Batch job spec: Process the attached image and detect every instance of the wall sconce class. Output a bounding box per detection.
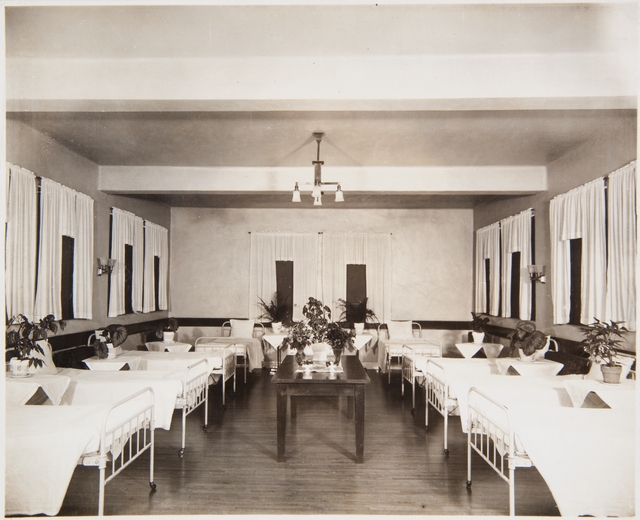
[97,257,116,276]
[528,264,546,283]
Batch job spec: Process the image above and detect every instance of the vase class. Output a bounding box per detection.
[354,323,365,335]
[9,358,30,377]
[295,349,306,367]
[163,331,175,343]
[272,322,282,333]
[332,348,343,365]
[471,331,485,344]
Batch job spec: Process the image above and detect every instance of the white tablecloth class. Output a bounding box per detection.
[83,355,142,371]
[145,340,192,352]
[495,358,563,377]
[5,373,72,405]
[353,334,373,351]
[262,333,288,350]
[454,343,484,359]
[563,378,636,409]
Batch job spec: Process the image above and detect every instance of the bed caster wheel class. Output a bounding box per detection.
[149,482,157,492]
[466,480,472,488]
[425,425,429,431]
[411,409,415,415]
[203,425,208,431]
[444,449,449,456]
[179,448,185,458]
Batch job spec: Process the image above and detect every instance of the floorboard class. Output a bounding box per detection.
[58,367,560,517]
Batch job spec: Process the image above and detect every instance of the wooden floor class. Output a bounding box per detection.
[59,365,560,517]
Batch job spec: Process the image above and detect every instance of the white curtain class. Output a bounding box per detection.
[34,179,74,320]
[321,232,392,323]
[605,161,636,331]
[5,164,37,320]
[143,221,169,312]
[474,222,501,315]
[550,178,606,324]
[249,232,319,320]
[501,209,533,320]
[73,193,94,319]
[108,208,144,317]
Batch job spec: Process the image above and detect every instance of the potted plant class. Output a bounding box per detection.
[324,321,355,364]
[93,324,128,359]
[258,292,290,333]
[155,317,179,343]
[470,312,490,343]
[6,314,67,376]
[580,319,629,384]
[338,297,378,334]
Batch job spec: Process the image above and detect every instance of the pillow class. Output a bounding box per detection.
[27,340,58,375]
[230,319,255,338]
[387,321,414,340]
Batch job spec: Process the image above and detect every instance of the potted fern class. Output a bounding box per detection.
[92,324,128,359]
[580,319,629,384]
[470,312,490,343]
[258,292,290,333]
[338,298,378,334]
[6,314,66,376]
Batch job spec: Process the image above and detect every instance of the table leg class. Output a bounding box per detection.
[290,395,297,418]
[354,386,365,463]
[347,395,354,419]
[277,388,287,462]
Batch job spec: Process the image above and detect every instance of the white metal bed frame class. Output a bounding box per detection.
[193,340,237,406]
[378,321,426,383]
[220,321,265,382]
[79,386,156,516]
[422,339,560,456]
[400,341,442,409]
[174,358,210,457]
[466,386,532,517]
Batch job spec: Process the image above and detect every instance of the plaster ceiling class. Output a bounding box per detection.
[5,2,638,209]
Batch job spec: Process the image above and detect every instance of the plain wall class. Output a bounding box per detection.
[6,119,172,336]
[169,207,473,321]
[473,114,637,351]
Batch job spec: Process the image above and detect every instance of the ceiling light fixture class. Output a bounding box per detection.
[292,132,344,205]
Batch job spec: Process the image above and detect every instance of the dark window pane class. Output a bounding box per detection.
[484,258,491,313]
[154,255,160,311]
[124,244,134,314]
[569,238,582,325]
[510,251,521,319]
[345,264,367,323]
[60,235,74,320]
[275,260,293,324]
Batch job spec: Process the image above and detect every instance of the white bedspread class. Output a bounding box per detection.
[57,368,182,429]
[5,404,107,516]
[378,338,441,372]
[509,403,635,517]
[196,337,263,370]
[119,350,221,371]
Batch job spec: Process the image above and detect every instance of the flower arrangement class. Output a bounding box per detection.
[281,297,354,363]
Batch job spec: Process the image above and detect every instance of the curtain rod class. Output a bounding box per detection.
[248,231,393,235]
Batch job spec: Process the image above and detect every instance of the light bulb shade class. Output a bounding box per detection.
[313,195,322,206]
[292,188,301,202]
[335,185,344,202]
[312,184,322,198]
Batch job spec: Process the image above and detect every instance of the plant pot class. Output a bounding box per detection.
[272,322,283,333]
[9,358,30,377]
[601,364,623,384]
[354,323,365,335]
[163,331,175,343]
[471,332,485,344]
[106,343,118,359]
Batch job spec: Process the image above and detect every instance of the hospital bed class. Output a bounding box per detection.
[466,379,636,517]
[5,387,155,517]
[400,341,442,410]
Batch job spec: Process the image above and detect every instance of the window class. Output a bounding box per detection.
[484,259,491,313]
[509,252,521,319]
[60,236,75,320]
[154,256,160,312]
[344,264,367,322]
[569,238,582,325]
[275,260,294,324]
[124,244,134,315]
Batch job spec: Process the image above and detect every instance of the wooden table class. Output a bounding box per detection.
[272,355,370,463]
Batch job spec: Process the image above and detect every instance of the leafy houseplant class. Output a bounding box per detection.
[338,298,378,333]
[580,319,629,383]
[281,297,354,365]
[155,317,179,342]
[470,312,490,343]
[93,324,128,359]
[258,292,290,331]
[6,314,66,375]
